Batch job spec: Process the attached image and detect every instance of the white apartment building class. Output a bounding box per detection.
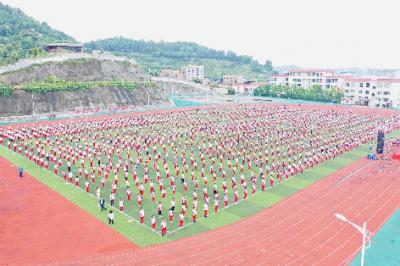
[268,69,347,89]
[267,69,400,109]
[182,65,204,81]
[342,78,400,108]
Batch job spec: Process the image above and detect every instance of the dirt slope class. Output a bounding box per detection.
[0,58,204,116]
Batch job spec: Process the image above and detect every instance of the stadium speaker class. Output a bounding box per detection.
[376,130,385,154]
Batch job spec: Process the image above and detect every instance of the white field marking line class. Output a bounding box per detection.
[43,156,366,266]
[197,165,383,266]
[333,160,375,188]
[5,148,161,236]
[223,174,382,265]
[286,175,397,265]
[50,153,367,266]
[121,162,376,266]
[166,152,363,236]
[283,171,389,264]
[314,190,400,265]
[286,182,389,265]
[165,171,300,236]
[338,206,400,266]
[23,148,373,266]
[48,170,334,266]
[200,158,387,265]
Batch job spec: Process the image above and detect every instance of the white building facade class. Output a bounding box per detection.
[267,69,400,109]
[342,78,400,108]
[268,69,347,89]
[182,65,204,81]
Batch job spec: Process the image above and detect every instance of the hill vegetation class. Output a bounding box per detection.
[0,2,275,80]
[0,2,76,65]
[84,37,276,80]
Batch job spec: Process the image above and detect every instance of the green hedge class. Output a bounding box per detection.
[0,83,13,96]
[253,84,344,103]
[22,77,158,94]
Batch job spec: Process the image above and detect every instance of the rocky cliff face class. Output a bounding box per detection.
[0,58,206,116]
[0,58,146,85]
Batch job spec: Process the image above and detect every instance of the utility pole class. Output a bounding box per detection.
[32,93,35,118]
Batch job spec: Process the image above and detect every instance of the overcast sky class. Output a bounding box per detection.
[3,0,400,69]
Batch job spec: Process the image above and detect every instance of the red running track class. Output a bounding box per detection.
[1,104,399,265]
[41,149,400,266]
[0,157,136,265]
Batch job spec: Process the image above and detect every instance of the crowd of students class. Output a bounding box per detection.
[1,104,399,235]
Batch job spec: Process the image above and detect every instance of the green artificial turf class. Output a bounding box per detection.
[2,123,398,247]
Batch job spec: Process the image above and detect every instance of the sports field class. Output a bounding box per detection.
[1,103,400,265]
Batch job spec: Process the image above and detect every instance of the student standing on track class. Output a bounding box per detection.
[18,166,23,178]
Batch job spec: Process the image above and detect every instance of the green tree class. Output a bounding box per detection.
[227,88,236,95]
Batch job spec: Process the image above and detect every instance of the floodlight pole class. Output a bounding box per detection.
[334,213,368,266]
[361,221,367,266]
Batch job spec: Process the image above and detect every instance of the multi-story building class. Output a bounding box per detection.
[223,74,244,85]
[159,65,204,82]
[342,78,400,108]
[268,69,347,89]
[267,69,400,109]
[182,65,204,81]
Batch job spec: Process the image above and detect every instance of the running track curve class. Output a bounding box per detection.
[1,104,399,265]
[52,149,400,265]
[0,157,137,265]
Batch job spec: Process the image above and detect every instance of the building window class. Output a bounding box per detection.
[360,83,363,87]
[358,90,362,94]
[346,83,350,87]
[372,93,375,96]
[365,90,369,94]
[366,83,370,87]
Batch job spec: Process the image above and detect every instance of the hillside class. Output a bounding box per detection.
[84,37,276,80]
[0,58,209,116]
[0,2,76,65]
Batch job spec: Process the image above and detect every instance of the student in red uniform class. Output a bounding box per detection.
[139,207,144,223]
[179,212,184,227]
[234,189,239,203]
[261,178,266,191]
[126,187,131,200]
[214,198,219,213]
[223,193,228,207]
[203,202,208,218]
[168,209,174,223]
[151,215,156,230]
[85,180,90,192]
[192,207,197,222]
[161,219,167,236]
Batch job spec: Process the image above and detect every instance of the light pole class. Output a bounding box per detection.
[334,213,372,266]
